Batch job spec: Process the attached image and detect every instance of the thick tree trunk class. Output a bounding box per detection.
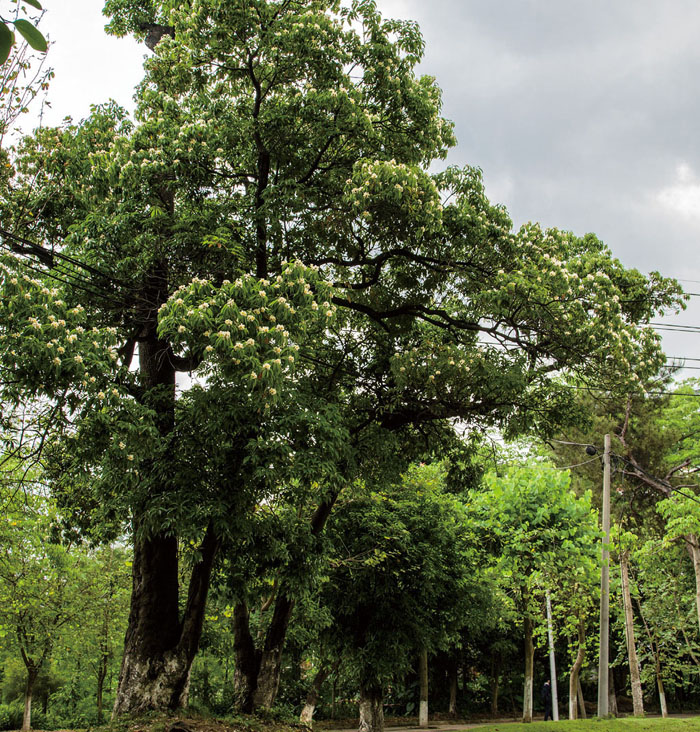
[22,667,38,732]
[114,326,181,715]
[113,531,186,714]
[252,595,295,710]
[113,521,219,716]
[358,684,384,732]
[300,701,315,726]
[620,550,644,716]
[448,662,458,718]
[300,659,340,725]
[232,603,259,713]
[233,594,296,712]
[522,615,534,723]
[418,648,429,726]
[568,617,586,720]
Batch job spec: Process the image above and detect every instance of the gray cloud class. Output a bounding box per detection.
[379,0,700,361]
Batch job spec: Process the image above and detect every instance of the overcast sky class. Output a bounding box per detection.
[26,0,700,367]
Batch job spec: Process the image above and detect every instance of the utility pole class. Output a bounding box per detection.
[546,590,559,721]
[597,433,611,717]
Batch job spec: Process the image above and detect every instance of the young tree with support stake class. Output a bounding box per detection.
[0,0,684,717]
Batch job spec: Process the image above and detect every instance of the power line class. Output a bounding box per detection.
[0,226,137,291]
[612,452,700,508]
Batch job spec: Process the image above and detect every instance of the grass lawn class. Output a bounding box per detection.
[469,718,700,732]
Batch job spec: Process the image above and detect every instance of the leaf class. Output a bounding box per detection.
[23,0,43,8]
[0,23,14,64]
[13,19,47,52]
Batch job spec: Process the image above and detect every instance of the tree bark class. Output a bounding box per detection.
[608,666,618,717]
[300,659,340,725]
[568,616,586,720]
[522,615,534,723]
[22,666,38,732]
[113,296,222,716]
[636,595,667,718]
[358,684,384,732]
[418,648,429,726]
[232,603,259,713]
[489,655,500,715]
[657,663,668,718]
[490,674,499,716]
[688,534,700,637]
[97,654,108,724]
[252,594,295,709]
[620,550,644,716]
[113,520,219,715]
[577,678,587,719]
[233,492,342,712]
[448,662,458,718]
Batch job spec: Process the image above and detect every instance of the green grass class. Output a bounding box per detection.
[468,717,700,732]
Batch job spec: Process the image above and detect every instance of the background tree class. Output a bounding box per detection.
[470,465,600,723]
[0,487,95,731]
[317,463,487,732]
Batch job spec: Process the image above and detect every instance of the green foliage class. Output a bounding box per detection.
[472,465,600,598]
[0,1,46,64]
[318,463,491,690]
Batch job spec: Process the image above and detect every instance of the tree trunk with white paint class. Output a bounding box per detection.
[358,684,384,732]
[419,649,428,727]
[657,672,668,718]
[300,659,340,725]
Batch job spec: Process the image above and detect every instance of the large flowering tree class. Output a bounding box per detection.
[0,0,684,717]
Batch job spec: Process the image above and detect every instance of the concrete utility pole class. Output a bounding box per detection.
[597,434,611,717]
[546,590,559,721]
